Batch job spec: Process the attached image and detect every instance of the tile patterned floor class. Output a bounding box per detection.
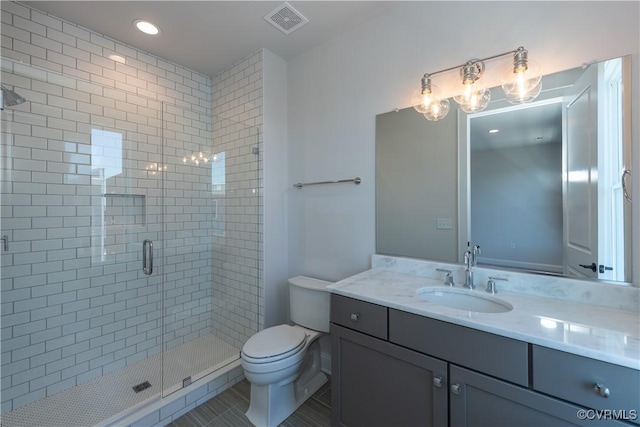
[1,334,239,427]
[167,378,332,427]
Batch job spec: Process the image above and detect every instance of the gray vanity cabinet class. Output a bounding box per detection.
[330,297,448,427]
[331,294,637,427]
[449,365,631,427]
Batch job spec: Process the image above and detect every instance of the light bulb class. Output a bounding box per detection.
[453,60,490,113]
[413,89,440,113]
[501,50,542,104]
[423,99,450,121]
[454,82,491,113]
[413,76,443,114]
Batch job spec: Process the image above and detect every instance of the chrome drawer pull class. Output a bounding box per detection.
[594,383,610,398]
[350,313,360,322]
[433,377,443,388]
[451,384,461,395]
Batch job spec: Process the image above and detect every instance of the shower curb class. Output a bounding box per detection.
[102,360,243,427]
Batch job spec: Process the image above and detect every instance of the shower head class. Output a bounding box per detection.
[1,84,27,109]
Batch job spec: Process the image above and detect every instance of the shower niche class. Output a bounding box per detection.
[103,193,146,228]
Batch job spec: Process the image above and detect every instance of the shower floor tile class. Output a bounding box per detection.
[1,334,240,427]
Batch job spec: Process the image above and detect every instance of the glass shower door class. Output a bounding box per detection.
[160,107,261,396]
[1,58,165,425]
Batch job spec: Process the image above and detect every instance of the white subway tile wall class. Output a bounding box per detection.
[1,1,263,417]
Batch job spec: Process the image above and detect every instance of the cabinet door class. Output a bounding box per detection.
[331,323,448,427]
[450,365,631,427]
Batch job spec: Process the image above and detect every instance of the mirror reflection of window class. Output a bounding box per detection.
[91,128,123,182]
[211,151,226,194]
[599,57,624,281]
[211,151,226,236]
[90,128,124,263]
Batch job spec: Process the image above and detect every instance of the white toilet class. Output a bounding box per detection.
[241,276,331,427]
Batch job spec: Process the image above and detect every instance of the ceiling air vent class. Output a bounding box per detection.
[264,2,308,35]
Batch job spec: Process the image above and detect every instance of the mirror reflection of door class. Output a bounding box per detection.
[565,58,630,281]
[564,64,599,279]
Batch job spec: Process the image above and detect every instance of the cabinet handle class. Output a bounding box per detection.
[451,384,462,395]
[594,383,610,398]
[433,377,444,388]
[350,313,360,322]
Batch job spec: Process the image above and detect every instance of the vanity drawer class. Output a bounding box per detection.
[330,294,388,340]
[389,309,529,386]
[532,345,640,422]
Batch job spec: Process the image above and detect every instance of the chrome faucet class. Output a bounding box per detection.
[464,245,481,290]
[463,251,474,289]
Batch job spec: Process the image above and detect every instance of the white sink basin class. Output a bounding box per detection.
[416,287,513,313]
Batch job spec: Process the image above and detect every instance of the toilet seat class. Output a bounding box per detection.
[242,325,307,364]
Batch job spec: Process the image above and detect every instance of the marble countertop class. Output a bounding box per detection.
[329,268,640,370]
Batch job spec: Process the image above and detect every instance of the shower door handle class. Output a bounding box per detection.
[142,239,153,275]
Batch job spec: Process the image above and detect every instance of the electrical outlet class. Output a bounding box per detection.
[436,218,453,230]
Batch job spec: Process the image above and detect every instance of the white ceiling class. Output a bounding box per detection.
[23,1,396,77]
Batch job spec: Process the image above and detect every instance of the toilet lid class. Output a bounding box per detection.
[242,325,307,360]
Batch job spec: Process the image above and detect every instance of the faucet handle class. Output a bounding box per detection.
[486,276,508,294]
[436,268,455,287]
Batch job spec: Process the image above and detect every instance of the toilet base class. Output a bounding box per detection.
[245,370,327,427]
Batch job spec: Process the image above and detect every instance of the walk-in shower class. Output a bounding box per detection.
[1,56,261,426]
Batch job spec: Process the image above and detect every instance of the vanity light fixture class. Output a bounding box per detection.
[413,46,542,120]
[134,19,160,35]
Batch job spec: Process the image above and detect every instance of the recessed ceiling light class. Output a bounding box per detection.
[134,19,160,35]
[488,129,499,134]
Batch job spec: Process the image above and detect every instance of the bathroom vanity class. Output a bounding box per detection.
[329,256,640,427]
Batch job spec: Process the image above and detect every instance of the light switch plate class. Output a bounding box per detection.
[436,218,453,230]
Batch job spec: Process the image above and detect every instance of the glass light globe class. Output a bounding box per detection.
[423,98,450,121]
[502,59,542,104]
[454,83,491,113]
[412,83,442,114]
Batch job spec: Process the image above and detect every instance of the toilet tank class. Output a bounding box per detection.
[289,276,332,333]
